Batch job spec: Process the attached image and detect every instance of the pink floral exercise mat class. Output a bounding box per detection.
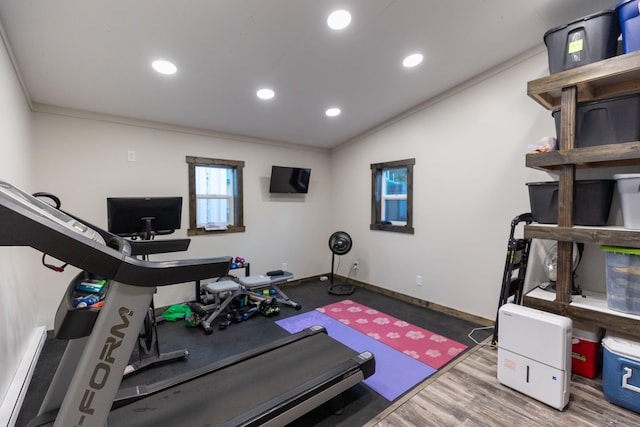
[317,299,467,369]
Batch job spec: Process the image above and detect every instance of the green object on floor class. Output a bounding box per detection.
[163,304,191,321]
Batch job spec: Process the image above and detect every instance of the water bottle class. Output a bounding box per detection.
[74,294,100,308]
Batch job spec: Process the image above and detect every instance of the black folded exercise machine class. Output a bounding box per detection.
[0,181,374,427]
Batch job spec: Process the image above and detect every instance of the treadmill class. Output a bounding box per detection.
[0,181,375,427]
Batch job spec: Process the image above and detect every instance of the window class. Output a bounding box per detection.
[186,156,245,235]
[370,158,414,234]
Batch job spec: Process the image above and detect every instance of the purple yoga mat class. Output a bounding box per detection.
[276,310,436,401]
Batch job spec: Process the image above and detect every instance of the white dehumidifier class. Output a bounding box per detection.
[497,303,572,410]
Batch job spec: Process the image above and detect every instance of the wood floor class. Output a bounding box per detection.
[366,341,640,427]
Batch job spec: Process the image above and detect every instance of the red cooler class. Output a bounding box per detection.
[571,326,603,378]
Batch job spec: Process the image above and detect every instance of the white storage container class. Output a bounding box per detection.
[614,173,640,229]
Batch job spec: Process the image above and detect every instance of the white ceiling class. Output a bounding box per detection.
[0,0,617,149]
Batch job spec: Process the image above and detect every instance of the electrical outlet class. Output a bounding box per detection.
[282,262,288,271]
[127,150,136,162]
[416,275,423,286]
[353,261,359,270]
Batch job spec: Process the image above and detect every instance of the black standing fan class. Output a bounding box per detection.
[328,231,355,295]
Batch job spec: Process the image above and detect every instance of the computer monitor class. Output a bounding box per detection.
[107,196,182,238]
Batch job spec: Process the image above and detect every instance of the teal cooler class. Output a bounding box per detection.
[602,333,640,413]
[617,0,640,53]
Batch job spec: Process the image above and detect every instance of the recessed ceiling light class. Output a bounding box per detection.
[403,53,424,68]
[152,59,177,75]
[256,88,275,100]
[325,107,341,117]
[327,10,351,30]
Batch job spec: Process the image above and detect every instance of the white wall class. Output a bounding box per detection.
[330,48,563,320]
[30,113,333,328]
[0,27,39,414]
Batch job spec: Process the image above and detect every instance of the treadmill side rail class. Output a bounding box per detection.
[219,349,376,427]
[354,350,376,379]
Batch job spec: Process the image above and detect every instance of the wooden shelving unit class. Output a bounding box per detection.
[527,50,640,109]
[522,51,640,339]
[526,288,640,337]
[524,224,640,248]
[525,141,640,170]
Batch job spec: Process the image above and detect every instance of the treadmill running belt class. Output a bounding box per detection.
[107,331,366,426]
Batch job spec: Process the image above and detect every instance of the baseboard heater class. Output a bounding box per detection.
[497,303,572,410]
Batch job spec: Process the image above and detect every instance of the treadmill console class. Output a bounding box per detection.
[0,180,105,245]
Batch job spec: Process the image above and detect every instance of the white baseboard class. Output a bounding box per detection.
[0,326,47,427]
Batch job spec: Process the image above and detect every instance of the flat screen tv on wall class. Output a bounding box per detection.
[269,166,311,194]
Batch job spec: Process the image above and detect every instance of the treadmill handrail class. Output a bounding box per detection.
[114,255,232,286]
